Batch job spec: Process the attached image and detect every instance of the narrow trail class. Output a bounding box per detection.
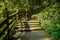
[14,14,52,40]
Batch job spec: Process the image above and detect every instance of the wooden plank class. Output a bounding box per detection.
[0,23,7,33]
[0,18,7,28]
[9,9,18,19]
[0,25,8,37]
[9,20,16,30]
[0,29,8,40]
[9,17,16,25]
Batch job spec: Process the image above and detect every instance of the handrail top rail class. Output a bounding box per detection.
[0,18,7,25]
[9,9,18,17]
[0,9,18,27]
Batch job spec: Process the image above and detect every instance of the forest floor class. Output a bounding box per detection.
[15,13,53,40]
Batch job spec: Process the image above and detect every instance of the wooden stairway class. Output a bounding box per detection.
[12,14,52,40]
[22,22,40,31]
[12,21,41,40]
[14,21,42,34]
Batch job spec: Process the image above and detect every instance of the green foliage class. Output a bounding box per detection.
[38,3,60,40]
[45,23,60,39]
[0,2,5,22]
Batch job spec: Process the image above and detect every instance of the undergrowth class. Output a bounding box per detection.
[38,3,60,40]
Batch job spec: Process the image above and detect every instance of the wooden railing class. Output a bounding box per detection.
[0,8,19,40]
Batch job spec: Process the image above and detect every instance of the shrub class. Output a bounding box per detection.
[38,3,60,40]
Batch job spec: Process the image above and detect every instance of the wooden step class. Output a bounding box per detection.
[22,22,39,27]
[16,23,21,26]
[23,23,39,25]
[13,32,21,38]
[15,21,40,32]
[23,27,41,30]
[22,25,39,27]
[15,27,42,32]
[22,21,39,23]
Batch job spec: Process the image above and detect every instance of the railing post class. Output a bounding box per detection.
[16,9,19,23]
[5,8,9,39]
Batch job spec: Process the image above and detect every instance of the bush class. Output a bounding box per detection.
[45,23,60,40]
[38,3,60,40]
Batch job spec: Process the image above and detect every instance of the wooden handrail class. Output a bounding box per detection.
[0,18,7,28]
[0,9,19,40]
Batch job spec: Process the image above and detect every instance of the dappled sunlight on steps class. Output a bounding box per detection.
[12,14,53,40]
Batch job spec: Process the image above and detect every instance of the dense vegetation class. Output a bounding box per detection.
[38,0,60,40]
[0,0,42,22]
